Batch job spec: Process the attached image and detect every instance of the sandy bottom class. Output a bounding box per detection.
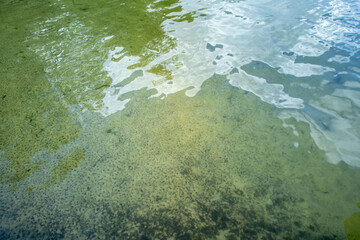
[1,75,360,239]
[1,1,360,239]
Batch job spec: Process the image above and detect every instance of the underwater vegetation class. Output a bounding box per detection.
[0,1,82,189]
[2,75,359,239]
[344,203,360,240]
[41,148,85,189]
[0,0,195,188]
[1,0,360,239]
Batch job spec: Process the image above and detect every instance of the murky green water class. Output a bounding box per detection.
[1,0,360,239]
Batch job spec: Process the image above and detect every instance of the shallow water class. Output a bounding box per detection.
[1,0,360,239]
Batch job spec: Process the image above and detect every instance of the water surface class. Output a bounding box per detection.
[1,0,360,239]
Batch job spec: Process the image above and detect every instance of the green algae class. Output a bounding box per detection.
[80,75,358,239]
[41,148,85,189]
[29,3,112,112]
[26,187,33,194]
[344,203,360,240]
[25,0,198,113]
[173,11,196,23]
[151,0,180,9]
[113,70,144,88]
[62,0,193,70]
[0,1,82,187]
[148,63,173,81]
[1,0,360,239]
[0,0,198,187]
[1,74,360,239]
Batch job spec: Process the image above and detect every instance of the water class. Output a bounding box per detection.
[1,0,360,239]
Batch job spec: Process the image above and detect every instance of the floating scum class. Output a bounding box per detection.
[1,0,360,239]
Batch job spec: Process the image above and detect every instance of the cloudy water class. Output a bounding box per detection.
[1,0,360,239]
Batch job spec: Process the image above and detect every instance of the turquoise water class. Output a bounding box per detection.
[1,0,360,239]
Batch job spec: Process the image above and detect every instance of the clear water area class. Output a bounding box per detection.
[0,0,360,239]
